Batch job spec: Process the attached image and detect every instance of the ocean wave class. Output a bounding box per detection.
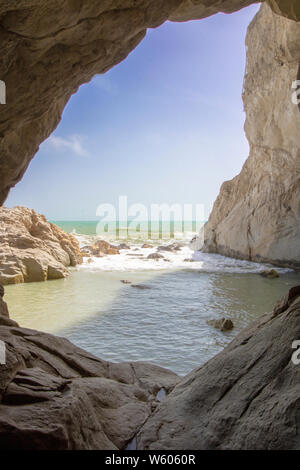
[73,232,292,274]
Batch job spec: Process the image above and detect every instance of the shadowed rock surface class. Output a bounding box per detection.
[137,285,300,450]
[0,206,82,284]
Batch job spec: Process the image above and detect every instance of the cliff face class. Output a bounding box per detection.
[0,206,82,284]
[203,4,300,268]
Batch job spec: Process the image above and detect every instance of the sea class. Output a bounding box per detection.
[4,220,300,375]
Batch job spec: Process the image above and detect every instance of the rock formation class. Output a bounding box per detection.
[138,284,300,450]
[82,240,120,257]
[0,1,298,206]
[202,4,300,269]
[0,282,299,449]
[0,206,82,284]
[0,285,179,450]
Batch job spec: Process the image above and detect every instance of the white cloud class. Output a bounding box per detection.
[92,75,117,95]
[47,135,89,157]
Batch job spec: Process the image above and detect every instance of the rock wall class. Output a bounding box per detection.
[0,206,82,284]
[202,4,300,269]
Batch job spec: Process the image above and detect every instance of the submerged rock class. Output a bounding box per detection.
[142,244,153,249]
[207,318,234,332]
[0,206,82,285]
[260,269,279,279]
[121,280,131,284]
[157,243,182,253]
[131,284,151,290]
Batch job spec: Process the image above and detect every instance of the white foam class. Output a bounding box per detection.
[74,234,292,274]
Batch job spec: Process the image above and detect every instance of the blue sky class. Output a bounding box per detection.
[7,4,260,221]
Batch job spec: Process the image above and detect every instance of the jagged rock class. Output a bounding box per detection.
[0,207,82,285]
[82,240,120,257]
[202,4,300,269]
[1,2,299,206]
[260,269,279,279]
[138,285,300,450]
[207,318,234,331]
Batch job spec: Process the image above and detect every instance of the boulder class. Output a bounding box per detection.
[147,253,165,260]
[202,5,300,269]
[142,244,153,249]
[207,318,234,331]
[90,240,120,256]
[0,207,82,285]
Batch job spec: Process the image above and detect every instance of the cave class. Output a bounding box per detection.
[0,0,300,451]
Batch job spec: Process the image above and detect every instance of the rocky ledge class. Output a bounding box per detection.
[0,206,82,285]
[0,284,299,449]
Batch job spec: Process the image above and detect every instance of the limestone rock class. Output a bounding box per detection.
[202,4,300,269]
[0,206,82,285]
[138,285,300,450]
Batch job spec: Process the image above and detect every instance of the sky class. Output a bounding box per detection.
[6,4,261,221]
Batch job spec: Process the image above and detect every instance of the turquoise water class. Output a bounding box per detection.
[52,220,202,242]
